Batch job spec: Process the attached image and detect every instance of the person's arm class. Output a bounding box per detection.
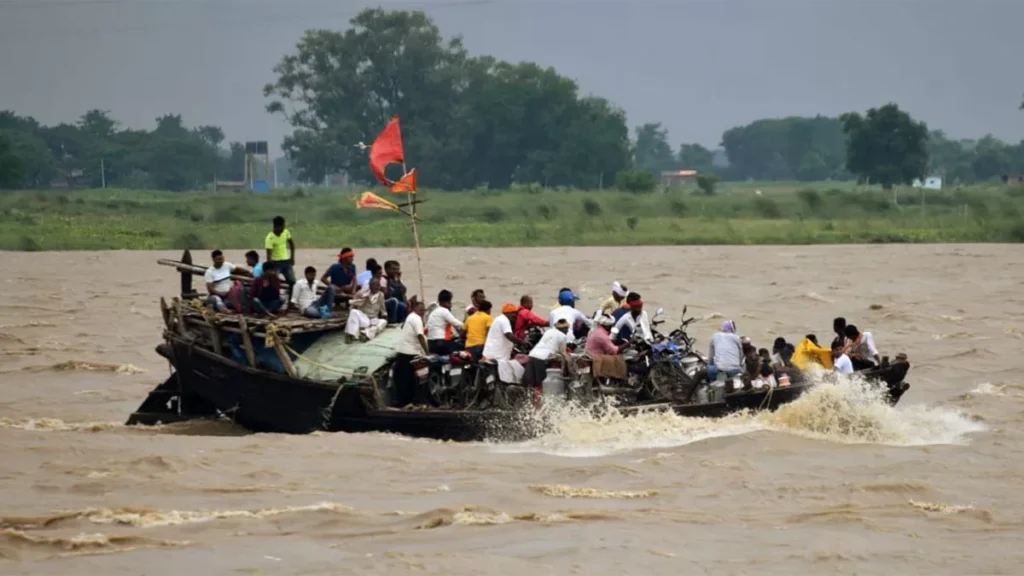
[524,309,547,327]
[250,279,261,305]
[443,308,464,331]
[289,284,302,310]
[577,309,593,327]
[865,333,880,360]
[502,321,527,347]
[287,235,296,265]
[610,314,628,339]
[708,336,716,360]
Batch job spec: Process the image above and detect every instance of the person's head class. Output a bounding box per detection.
[370,264,383,279]
[554,318,570,334]
[263,261,277,274]
[520,295,534,311]
[410,297,425,316]
[721,320,736,334]
[831,341,844,359]
[772,337,786,353]
[384,260,400,278]
[805,334,819,346]
[741,336,754,355]
[438,289,454,308]
[272,216,285,234]
[844,324,861,340]
[245,250,259,267]
[210,249,225,268]
[338,247,354,266]
[758,348,771,360]
[304,266,316,283]
[628,296,644,318]
[471,289,485,306]
[558,289,580,307]
[369,276,382,294]
[501,303,520,322]
[477,300,493,315]
[833,317,847,335]
[596,313,616,331]
[612,281,628,302]
[365,258,378,272]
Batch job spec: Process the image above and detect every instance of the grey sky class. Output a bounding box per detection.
[1,0,1021,156]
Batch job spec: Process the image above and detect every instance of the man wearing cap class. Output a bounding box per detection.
[597,282,628,319]
[549,289,593,342]
[523,318,571,391]
[611,293,653,343]
[322,247,359,300]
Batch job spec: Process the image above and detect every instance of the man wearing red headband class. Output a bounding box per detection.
[611,292,653,343]
[322,247,359,300]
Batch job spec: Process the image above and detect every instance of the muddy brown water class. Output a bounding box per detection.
[0,246,1021,574]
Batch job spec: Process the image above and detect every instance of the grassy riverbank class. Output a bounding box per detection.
[2,182,1023,251]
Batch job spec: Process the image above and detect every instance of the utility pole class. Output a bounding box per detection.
[100,158,106,189]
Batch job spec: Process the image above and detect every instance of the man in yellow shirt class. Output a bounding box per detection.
[265,215,296,289]
[463,300,494,359]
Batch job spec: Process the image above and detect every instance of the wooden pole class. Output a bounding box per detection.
[272,339,297,378]
[238,316,256,367]
[403,163,425,301]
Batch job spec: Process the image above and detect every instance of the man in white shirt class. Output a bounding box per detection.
[522,319,570,389]
[394,299,429,407]
[549,289,593,342]
[842,324,880,370]
[425,289,465,355]
[707,319,744,380]
[482,303,529,383]
[610,296,653,343]
[832,342,855,375]
[204,250,235,313]
[290,266,336,319]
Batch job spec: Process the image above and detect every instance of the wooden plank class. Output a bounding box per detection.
[207,320,223,356]
[238,316,256,368]
[159,297,172,331]
[180,250,193,297]
[174,298,186,336]
[272,338,297,378]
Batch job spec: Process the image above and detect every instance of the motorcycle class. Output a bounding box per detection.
[421,350,478,409]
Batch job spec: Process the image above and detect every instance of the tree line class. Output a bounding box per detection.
[2,7,1022,192]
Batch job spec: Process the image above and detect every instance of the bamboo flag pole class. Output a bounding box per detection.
[404,163,426,302]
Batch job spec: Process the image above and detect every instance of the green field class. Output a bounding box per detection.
[2,182,1023,251]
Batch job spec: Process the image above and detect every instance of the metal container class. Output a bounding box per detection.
[542,369,565,397]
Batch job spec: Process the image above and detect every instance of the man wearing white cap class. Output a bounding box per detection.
[597,281,629,319]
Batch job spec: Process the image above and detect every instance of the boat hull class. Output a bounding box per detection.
[137,336,908,441]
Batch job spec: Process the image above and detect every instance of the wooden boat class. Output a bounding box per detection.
[127,251,911,442]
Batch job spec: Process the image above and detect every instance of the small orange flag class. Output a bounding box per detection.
[355,191,401,212]
[388,169,417,193]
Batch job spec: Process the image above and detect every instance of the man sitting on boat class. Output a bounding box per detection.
[705,320,744,381]
[383,260,408,324]
[482,304,529,383]
[203,250,236,313]
[425,289,465,355]
[356,258,379,290]
[322,248,359,301]
[549,289,592,342]
[522,318,571,392]
[290,266,336,319]
[842,324,880,370]
[596,281,628,319]
[245,250,263,279]
[832,341,854,375]
[586,313,628,381]
[251,262,284,317]
[345,276,388,342]
[610,293,653,343]
[463,300,494,359]
[514,295,549,339]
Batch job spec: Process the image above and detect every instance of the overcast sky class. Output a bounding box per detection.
[1,0,1021,155]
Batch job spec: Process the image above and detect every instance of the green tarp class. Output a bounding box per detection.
[294,327,403,382]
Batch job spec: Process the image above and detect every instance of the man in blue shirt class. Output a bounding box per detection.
[322,247,358,301]
[245,250,264,278]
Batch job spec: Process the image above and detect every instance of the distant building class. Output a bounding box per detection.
[661,170,698,187]
[1001,174,1024,186]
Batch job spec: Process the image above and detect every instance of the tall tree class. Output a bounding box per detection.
[633,122,676,175]
[720,116,846,181]
[677,143,715,174]
[839,103,929,189]
[0,133,25,189]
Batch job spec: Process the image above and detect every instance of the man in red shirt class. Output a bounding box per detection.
[514,295,549,339]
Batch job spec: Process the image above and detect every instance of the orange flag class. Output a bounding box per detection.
[355,191,401,212]
[388,169,417,193]
[369,116,404,187]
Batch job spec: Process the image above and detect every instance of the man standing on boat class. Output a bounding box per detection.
[513,295,549,339]
[482,304,530,383]
[522,318,571,392]
[425,290,464,355]
[395,298,429,407]
[549,289,593,342]
[265,216,296,290]
[610,293,653,343]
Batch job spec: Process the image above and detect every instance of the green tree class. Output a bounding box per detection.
[720,116,846,181]
[839,103,929,189]
[677,143,714,175]
[633,122,676,175]
[695,173,718,195]
[0,133,25,188]
[615,168,656,193]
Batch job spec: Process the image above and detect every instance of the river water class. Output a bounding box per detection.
[1,246,1020,574]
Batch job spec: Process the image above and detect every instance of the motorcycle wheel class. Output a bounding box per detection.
[458,366,484,409]
[426,371,454,408]
[646,363,679,401]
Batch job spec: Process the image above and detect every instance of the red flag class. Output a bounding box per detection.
[355,191,401,212]
[369,116,405,187]
[388,169,417,193]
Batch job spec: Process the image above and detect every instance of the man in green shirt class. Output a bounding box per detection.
[265,215,296,290]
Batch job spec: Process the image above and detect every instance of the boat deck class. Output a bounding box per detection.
[165,297,350,338]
